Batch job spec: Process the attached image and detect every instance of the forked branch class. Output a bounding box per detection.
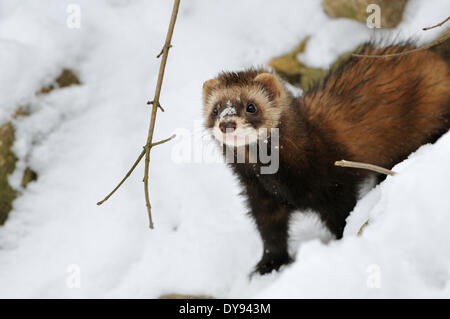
[97,0,181,229]
[143,0,181,228]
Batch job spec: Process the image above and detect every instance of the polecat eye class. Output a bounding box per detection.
[246,103,257,114]
[212,108,219,116]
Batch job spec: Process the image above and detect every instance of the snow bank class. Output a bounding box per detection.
[257,132,450,298]
[0,0,449,298]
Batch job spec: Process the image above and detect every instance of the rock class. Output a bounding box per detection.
[323,0,408,28]
[269,38,327,91]
[21,167,38,188]
[268,37,365,91]
[298,67,328,92]
[0,68,76,225]
[268,37,309,79]
[56,69,81,88]
[40,69,81,94]
[13,106,31,118]
[0,122,17,225]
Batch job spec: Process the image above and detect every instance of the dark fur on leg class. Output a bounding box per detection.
[242,180,294,275]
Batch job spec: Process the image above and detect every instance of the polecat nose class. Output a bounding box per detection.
[219,121,237,133]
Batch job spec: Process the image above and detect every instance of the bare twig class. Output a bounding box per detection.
[157,45,173,58]
[97,0,180,229]
[357,221,369,236]
[147,100,165,112]
[423,16,450,31]
[337,159,396,238]
[335,160,396,176]
[97,149,146,206]
[335,159,398,236]
[143,0,181,229]
[352,33,450,59]
[97,134,175,207]
[152,134,176,147]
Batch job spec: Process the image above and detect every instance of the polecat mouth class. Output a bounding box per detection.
[212,126,259,147]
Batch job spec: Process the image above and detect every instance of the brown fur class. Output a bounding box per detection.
[305,44,450,168]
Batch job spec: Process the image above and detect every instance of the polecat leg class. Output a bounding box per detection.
[244,183,293,275]
[319,199,356,239]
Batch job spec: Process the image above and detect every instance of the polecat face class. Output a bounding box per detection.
[202,70,287,147]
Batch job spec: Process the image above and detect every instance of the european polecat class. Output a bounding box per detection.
[202,44,450,275]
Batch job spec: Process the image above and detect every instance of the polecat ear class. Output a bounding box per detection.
[253,73,283,100]
[202,79,219,104]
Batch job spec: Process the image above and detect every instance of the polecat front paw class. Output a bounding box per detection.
[253,253,292,276]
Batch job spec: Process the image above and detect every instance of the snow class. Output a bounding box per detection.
[259,133,450,298]
[219,105,237,119]
[0,0,449,298]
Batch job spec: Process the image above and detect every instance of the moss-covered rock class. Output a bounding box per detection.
[40,69,81,94]
[269,38,327,91]
[268,37,365,91]
[267,37,310,80]
[323,0,407,28]
[0,122,17,225]
[0,68,77,225]
[21,167,38,188]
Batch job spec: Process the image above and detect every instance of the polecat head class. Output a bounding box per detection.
[202,69,290,147]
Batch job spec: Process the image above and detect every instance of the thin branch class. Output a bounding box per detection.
[97,134,176,206]
[335,160,396,176]
[152,134,176,147]
[143,0,181,229]
[352,30,450,59]
[336,159,398,236]
[357,221,369,236]
[97,149,146,206]
[147,100,165,112]
[423,16,450,31]
[97,0,180,229]
[157,45,172,58]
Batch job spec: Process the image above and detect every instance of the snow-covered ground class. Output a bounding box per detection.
[0,0,449,298]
